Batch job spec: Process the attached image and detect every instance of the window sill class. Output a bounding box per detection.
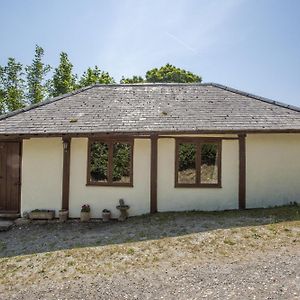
[174,184,222,188]
[86,182,133,187]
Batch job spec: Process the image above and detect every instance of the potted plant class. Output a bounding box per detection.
[102,209,111,222]
[80,204,91,222]
[59,209,69,222]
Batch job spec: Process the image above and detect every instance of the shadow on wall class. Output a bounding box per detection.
[0,204,299,258]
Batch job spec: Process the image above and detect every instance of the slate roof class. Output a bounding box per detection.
[0,83,300,136]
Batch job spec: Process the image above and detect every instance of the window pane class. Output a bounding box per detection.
[113,142,131,183]
[178,143,196,184]
[90,142,108,182]
[201,143,218,184]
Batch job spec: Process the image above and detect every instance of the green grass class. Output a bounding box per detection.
[137,203,300,222]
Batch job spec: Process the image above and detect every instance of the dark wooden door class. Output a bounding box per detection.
[0,142,21,213]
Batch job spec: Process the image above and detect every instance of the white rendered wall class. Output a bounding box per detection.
[246,134,300,208]
[69,138,151,218]
[20,134,300,217]
[21,138,63,216]
[157,138,239,211]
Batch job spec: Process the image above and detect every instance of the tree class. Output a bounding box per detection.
[26,45,51,104]
[0,58,25,112]
[120,75,144,84]
[78,66,114,88]
[0,66,5,114]
[51,52,76,97]
[145,63,201,83]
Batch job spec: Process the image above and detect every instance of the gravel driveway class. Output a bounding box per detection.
[6,248,299,300]
[0,206,299,299]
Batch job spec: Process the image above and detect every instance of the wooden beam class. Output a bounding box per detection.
[238,134,246,209]
[62,137,71,210]
[150,135,158,213]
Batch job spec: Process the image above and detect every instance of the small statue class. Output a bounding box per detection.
[116,199,130,221]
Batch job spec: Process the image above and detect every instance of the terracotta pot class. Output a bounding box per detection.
[80,211,90,222]
[59,210,69,222]
[102,212,111,222]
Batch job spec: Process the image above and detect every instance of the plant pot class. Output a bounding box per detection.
[29,210,55,220]
[59,210,69,222]
[102,212,111,222]
[80,211,90,222]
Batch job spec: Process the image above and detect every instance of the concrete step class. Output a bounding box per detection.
[0,220,13,231]
[0,213,20,220]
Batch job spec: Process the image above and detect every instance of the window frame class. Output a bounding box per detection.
[86,138,134,187]
[175,138,222,188]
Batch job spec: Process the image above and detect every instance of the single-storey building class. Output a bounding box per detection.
[0,83,299,218]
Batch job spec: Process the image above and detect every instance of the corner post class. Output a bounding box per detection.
[238,134,246,209]
[62,137,71,210]
[150,134,158,213]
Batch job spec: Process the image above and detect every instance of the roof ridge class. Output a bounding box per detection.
[208,83,300,113]
[0,85,95,121]
[93,83,210,87]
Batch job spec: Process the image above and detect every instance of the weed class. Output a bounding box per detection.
[224,238,236,246]
[127,248,135,255]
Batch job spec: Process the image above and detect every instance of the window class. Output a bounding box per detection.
[87,139,133,186]
[175,139,221,187]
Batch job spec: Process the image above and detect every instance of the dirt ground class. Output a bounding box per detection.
[0,206,299,299]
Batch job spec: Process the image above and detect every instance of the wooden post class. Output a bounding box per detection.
[62,137,71,210]
[238,134,246,209]
[150,135,158,213]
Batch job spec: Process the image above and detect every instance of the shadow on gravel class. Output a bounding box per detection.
[0,205,299,258]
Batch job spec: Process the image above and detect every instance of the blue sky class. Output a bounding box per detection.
[1,0,300,106]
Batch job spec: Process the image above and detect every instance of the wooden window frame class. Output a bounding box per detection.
[86,138,134,187]
[175,138,222,188]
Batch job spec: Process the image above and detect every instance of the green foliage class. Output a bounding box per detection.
[51,52,76,97]
[178,143,196,171]
[121,64,202,84]
[0,57,25,112]
[120,75,144,84]
[90,142,131,182]
[201,144,217,165]
[26,45,51,104]
[78,66,114,88]
[146,63,201,83]
[178,143,217,171]
[112,143,131,181]
[90,142,109,181]
[0,66,5,114]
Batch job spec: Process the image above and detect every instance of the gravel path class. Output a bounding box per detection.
[5,247,300,300]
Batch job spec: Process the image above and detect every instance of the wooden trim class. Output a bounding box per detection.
[62,137,71,210]
[1,128,300,140]
[238,134,246,209]
[18,141,22,213]
[86,138,134,187]
[175,137,224,143]
[150,135,158,213]
[157,136,239,140]
[174,138,222,188]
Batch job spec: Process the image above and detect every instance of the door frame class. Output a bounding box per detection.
[0,140,22,214]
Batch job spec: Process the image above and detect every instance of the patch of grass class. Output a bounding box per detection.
[223,238,236,246]
[127,248,135,255]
